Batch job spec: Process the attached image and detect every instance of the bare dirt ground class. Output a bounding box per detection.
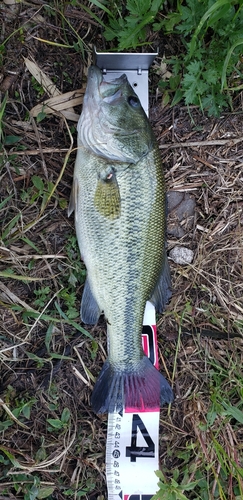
[0,2,243,499]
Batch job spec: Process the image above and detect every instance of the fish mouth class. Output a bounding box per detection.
[86,65,127,103]
[87,65,103,89]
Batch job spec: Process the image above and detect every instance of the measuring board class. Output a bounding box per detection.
[95,50,160,500]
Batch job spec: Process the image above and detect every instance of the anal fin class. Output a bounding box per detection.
[150,253,172,314]
[81,277,101,325]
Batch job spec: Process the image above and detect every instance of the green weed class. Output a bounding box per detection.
[19,175,67,213]
[33,286,52,308]
[0,390,37,432]
[47,407,71,432]
[1,213,21,243]
[0,93,8,148]
[0,93,22,167]
[152,468,200,500]
[155,0,243,115]
[30,76,45,99]
[2,471,55,500]
[15,304,93,339]
[101,0,164,50]
[62,478,96,497]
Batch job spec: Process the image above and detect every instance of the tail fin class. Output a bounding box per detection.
[91,356,173,414]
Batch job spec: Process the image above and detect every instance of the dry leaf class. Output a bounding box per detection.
[30,89,84,121]
[24,57,61,97]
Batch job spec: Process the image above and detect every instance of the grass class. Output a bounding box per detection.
[0,0,243,499]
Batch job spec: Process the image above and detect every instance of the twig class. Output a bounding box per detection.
[0,148,69,156]
[159,137,243,149]
[30,116,48,179]
[0,398,29,429]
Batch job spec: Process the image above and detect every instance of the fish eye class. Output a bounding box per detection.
[128,95,140,108]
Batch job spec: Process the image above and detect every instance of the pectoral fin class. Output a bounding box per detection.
[94,167,120,219]
[150,254,172,313]
[80,277,101,325]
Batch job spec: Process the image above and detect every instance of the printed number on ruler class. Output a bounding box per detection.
[106,411,159,498]
[126,413,155,461]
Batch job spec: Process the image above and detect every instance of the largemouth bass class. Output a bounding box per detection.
[68,65,173,414]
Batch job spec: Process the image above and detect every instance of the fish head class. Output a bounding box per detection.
[78,65,153,163]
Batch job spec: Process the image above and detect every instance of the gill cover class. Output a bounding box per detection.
[77,66,152,163]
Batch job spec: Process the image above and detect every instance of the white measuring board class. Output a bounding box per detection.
[95,51,160,500]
